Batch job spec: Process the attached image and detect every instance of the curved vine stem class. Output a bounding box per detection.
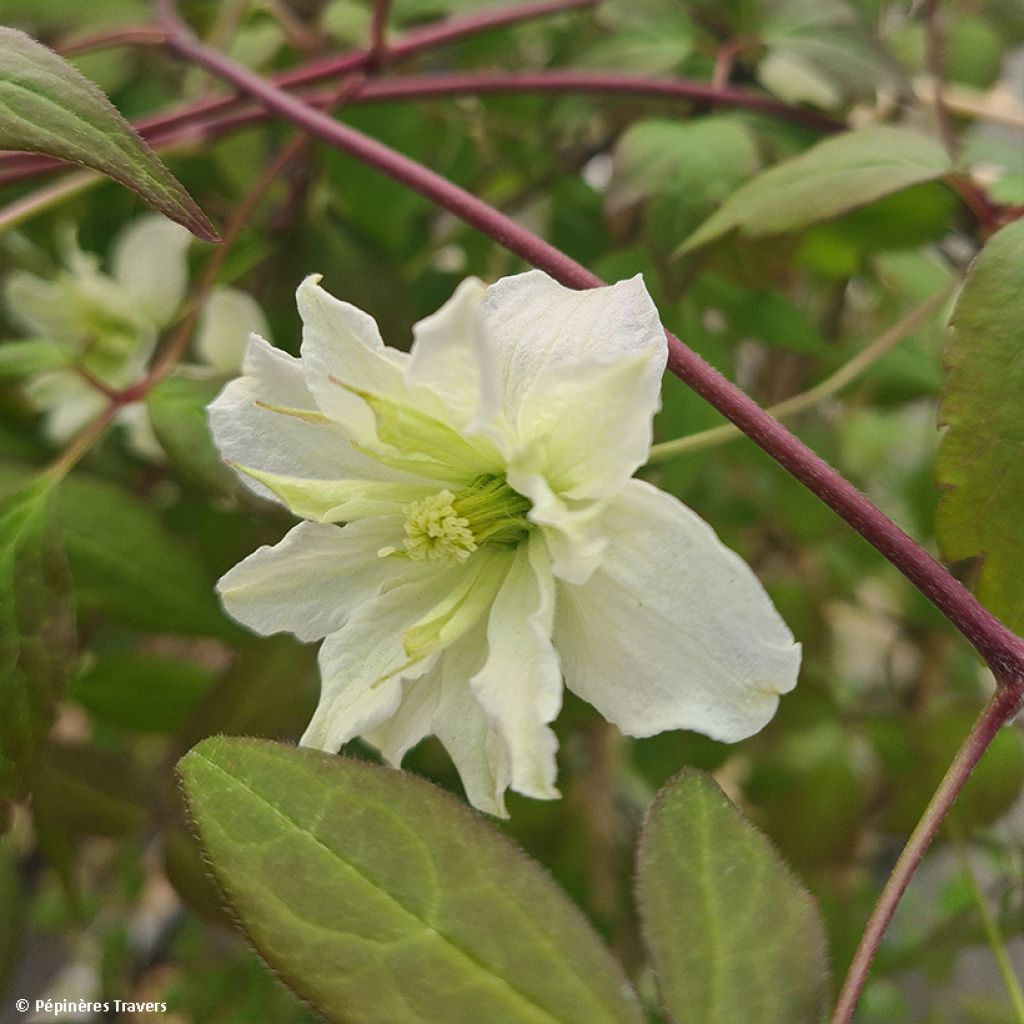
[158,20,1024,681]
[830,685,1024,1024]
[647,284,954,463]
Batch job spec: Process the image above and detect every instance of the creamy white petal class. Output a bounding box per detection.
[433,634,512,817]
[506,468,608,585]
[217,517,408,641]
[208,335,394,501]
[297,275,409,443]
[364,666,443,767]
[110,215,193,327]
[300,565,460,752]
[480,271,666,422]
[513,348,662,500]
[229,465,434,522]
[469,535,560,800]
[405,276,488,427]
[195,286,271,374]
[556,479,801,742]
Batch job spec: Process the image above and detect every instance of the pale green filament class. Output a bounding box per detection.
[396,474,532,565]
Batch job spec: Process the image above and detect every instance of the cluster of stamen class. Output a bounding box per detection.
[386,474,533,566]
[402,490,478,563]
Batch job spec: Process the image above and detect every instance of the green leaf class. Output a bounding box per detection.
[0,28,217,241]
[146,376,236,494]
[636,769,829,1024]
[179,737,644,1024]
[56,474,233,637]
[608,118,759,254]
[936,220,1024,633]
[70,652,214,734]
[0,477,75,800]
[0,339,71,380]
[677,127,952,255]
[33,741,145,839]
[0,834,25,996]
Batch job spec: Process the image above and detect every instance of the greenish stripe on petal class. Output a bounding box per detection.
[232,465,434,522]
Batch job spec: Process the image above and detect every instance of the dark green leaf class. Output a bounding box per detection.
[0,477,74,800]
[677,127,952,255]
[0,835,24,996]
[936,220,1024,633]
[147,376,236,494]
[636,769,829,1024]
[33,741,146,839]
[0,28,217,241]
[56,474,233,637]
[70,652,214,733]
[179,737,644,1024]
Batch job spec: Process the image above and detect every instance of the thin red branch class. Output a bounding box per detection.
[0,70,841,189]
[160,23,1024,680]
[830,685,1024,1023]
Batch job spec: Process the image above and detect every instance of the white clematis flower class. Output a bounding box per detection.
[3,215,269,454]
[210,271,801,816]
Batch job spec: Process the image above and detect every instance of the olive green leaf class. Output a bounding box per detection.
[636,769,829,1024]
[0,476,75,801]
[936,219,1024,633]
[179,737,644,1024]
[0,27,217,241]
[676,127,952,255]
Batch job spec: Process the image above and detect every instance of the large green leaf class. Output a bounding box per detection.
[677,127,952,255]
[636,769,829,1024]
[179,737,644,1024]
[56,474,233,637]
[0,477,75,801]
[0,28,217,241]
[936,220,1024,633]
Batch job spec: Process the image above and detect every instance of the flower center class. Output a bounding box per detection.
[397,474,532,564]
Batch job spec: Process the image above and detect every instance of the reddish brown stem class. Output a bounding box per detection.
[160,22,1024,681]
[830,685,1024,1023]
[0,69,840,189]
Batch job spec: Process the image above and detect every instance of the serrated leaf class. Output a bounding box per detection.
[0,477,75,800]
[677,127,952,255]
[0,28,217,241]
[179,737,644,1024]
[636,769,829,1024]
[936,220,1024,633]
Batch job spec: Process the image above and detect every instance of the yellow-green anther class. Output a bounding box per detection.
[401,474,532,564]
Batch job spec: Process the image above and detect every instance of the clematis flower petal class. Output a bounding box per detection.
[479,271,666,422]
[217,518,409,641]
[513,348,663,500]
[110,215,193,327]
[469,535,561,801]
[208,335,393,500]
[556,479,801,743]
[195,286,271,374]
[301,561,476,751]
[229,465,435,522]
[405,276,488,427]
[296,275,411,445]
[433,636,512,817]
[364,666,444,768]
[506,468,608,585]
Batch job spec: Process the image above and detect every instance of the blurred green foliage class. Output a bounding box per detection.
[1,0,1022,1020]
